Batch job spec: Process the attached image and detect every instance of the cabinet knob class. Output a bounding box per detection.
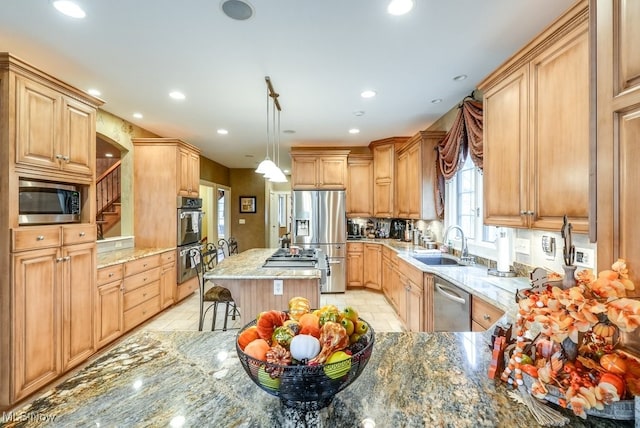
[55,154,64,160]
[62,155,70,162]
[79,232,85,237]
[56,257,64,262]
[483,314,491,321]
[108,273,114,277]
[63,256,71,261]
[120,286,124,292]
[37,235,45,241]
[528,211,535,216]
[520,210,526,215]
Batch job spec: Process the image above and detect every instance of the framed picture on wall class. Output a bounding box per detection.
[239,196,257,213]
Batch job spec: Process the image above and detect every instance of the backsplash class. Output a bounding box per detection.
[97,236,135,253]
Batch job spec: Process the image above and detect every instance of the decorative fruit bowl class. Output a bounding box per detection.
[235,301,375,410]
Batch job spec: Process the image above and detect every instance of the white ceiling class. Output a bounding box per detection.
[1,0,575,172]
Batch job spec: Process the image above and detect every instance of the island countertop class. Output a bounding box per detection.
[4,329,630,427]
[205,248,321,280]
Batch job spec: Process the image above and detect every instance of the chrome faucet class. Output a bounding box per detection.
[442,225,468,258]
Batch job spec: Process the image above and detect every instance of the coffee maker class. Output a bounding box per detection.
[347,219,361,238]
[389,219,405,240]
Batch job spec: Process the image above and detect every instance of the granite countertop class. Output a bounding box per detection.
[96,246,176,269]
[204,248,321,280]
[4,329,630,427]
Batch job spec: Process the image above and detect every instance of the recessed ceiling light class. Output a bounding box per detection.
[52,0,86,19]
[87,88,101,97]
[169,91,186,100]
[431,98,442,104]
[105,153,113,158]
[349,128,360,134]
[217,129,228,135]
[453,74,468,81]
[220,0,254,21]
[360,90,377,99]
[387,0,414,16]
[353,110,365,116]
[133,112,143,119]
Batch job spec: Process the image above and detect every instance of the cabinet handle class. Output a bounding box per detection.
[79,232,85,237]
[143,293,147,297]
[62,155,70,162]
[527,211,535,216]
[520,210,526,215]
[37,235,45,241]
[120,286,124,292]
[483,314,491,321]
[143,263,148,268]
[63,256,71,261]
[56,257,64,262]
[108,272,114,277]
[55,154,64,160]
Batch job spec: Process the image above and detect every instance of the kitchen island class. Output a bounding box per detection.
[4,329,630,427]
[204,248,322,322]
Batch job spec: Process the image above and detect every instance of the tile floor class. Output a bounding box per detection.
[142,288,404,333]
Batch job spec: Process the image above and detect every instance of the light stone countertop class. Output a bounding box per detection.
[3,330,630,427]
[96,246,176,268]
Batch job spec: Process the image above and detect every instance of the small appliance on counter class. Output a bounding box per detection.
[389,219,405,240]
[347,219,362,239]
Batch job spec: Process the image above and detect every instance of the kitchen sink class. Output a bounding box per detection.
[410,254,465,266]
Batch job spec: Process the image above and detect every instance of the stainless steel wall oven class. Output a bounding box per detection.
[177,196,203,283]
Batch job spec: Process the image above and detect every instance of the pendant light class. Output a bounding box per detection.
[255,84,277,175]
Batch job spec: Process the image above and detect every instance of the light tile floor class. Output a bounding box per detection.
[142,288,404,333]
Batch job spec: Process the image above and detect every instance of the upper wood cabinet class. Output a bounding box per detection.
[9,58,102,183]
[132,138,201,248]
[290,148,349,189]
[595,0,640,288]
[346,153,373,217]
[478,1,589,233]
[369,137,408,218]
[396,131,445,220]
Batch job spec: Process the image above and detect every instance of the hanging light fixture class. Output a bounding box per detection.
[257,76,287,182]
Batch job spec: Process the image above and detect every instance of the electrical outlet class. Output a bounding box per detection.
[541,235,555,260]
[239,219,246,224]
[114,241,122,248]
[515,238,530,255]
[574,247,595,268]
[273,279,283,295]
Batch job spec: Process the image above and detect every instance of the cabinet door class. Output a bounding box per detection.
[346,251,364,287]
[483,64,529,228]
[373,144,395,217]
[347,158,373,217]
[189,150,200,196]
[406,280,423,332]
[177,147,192,196]
[12,247,61,401]
[396,152,409,218]
[160,260,177,308]
[423,274,434,332]
[529,23,589,232]
[60,96,95,177]
[363,244,381,290]
[406,143,422,219]
[95,279,124,349]
[15,75,62,171]
[291,156,317,189]
[61,242,95,370]
[317,156,347,189]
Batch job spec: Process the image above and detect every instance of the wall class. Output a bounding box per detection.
[200,157,230,187]
[230,169,267,251]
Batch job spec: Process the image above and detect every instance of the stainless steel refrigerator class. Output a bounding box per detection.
[292,190,346,293]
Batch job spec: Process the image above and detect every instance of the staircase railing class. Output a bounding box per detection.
[96,160,121,239]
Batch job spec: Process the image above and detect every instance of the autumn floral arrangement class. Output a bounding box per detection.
[501,259,640,419]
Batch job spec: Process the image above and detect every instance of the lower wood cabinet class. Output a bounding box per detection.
[363,243,382,290]
[346,242,364,287]
[160,250,177,308]
[398,259,424,332]
[95,264,124,349]
[123,254,162,332]
[471,296,505,332]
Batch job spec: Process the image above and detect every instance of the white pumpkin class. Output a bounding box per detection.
[289,334,321,361]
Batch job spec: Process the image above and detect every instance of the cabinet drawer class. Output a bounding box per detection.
[62,224,96,245]
[97,264,124,286]
[347,242,364,252]
[399,260,423,285]
[472,297,505,330]
[124,280,160,311]
[11,226,61,252]
[124,295,161,331]
[382,245,395,262]
[124,254,161,277]
[124,266,161,292]
[160,250,176,265]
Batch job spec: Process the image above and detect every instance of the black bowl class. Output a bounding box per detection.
[236,317,375,410]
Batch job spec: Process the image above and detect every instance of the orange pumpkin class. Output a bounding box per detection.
[298,313,320,330]
[244,338,270,361]
[256,310,286,341]
[592,322,616,338]
[238,326,260,350]
[600,353,627,375]
[299,324,321,339]
[599,372,625,396]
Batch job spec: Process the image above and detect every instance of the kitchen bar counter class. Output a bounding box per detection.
[205,248,322,280]
[4,329,629,427]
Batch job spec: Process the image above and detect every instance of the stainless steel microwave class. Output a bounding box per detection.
[18,179,81,225]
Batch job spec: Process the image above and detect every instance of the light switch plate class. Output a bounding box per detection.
[541,235,555,260]
[574,247,595,269]
[239,219,246,224]
[273,279,283,295]
[515,238,530,255]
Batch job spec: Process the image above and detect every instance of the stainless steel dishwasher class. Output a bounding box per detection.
[433,276,471,331]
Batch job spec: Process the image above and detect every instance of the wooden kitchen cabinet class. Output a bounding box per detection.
[479,2,589,233]
[595,0,640,289]
[381,246,400,310]
[95,264,124,349]
[160,250,177,308]
[10,224,96,402]
[346,153,373,217]
[363,243,381,290]
[346,242,364,287]
[290,149,350,190]
[396,131,445,220]
[423,274,434,332]
[370,137,408,218]
[471,296,505,332]
[177,145,200,196]
[398,259,424,332]
[123,254,162,332]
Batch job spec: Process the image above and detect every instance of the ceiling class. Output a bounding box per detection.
[1,0,575,171]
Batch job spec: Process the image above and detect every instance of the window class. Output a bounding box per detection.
[446,156,496,246]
